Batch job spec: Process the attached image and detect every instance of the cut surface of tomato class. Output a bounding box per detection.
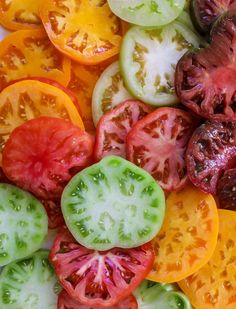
[41,199,64,230]
[127,108,196,191]
[0,0,42,30]
[147,185,219,283]
[94,100,152,161]
[50,228,153,307]
[2,117,94,200]
[178,209,236,309]
[40,0,123,64]
[218,169,236,211]
[0,29,71,91]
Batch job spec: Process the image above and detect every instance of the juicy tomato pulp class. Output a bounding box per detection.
[2,117,94,200]
[50,228,154,307]
[41,199,64,230]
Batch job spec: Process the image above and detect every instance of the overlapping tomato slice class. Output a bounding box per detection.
[147,185,219,283]
[40,0,123,64]
[0,29,70,91]
[179,210,236,309]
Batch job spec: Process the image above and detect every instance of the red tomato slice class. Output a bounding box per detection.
[127,107,197,191]
[58,290,138,309]
[41,199,64,230]
[2,117,94,200]
[50,228,154,308]
[94,100,152,161]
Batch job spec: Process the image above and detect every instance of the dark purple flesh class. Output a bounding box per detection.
[218,168,236,210]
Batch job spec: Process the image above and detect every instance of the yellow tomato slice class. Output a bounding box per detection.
[179,209,236,309]
[0,79,84,164]
[0,29,71,91]
[40,0,122,64]
[0,0,42,30]
[147,185,219,283]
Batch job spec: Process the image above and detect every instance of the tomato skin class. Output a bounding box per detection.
[50,228,154,308]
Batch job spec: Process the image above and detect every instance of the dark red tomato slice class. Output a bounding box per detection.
[94,100,152,161]
[50,228,154,308]
[186,121,236,194]
[2,117,94,200]
[41,199,64,229]
[217,168,236,210]
[0,167,10,183]
[58,290,138,309]
[127,107,196,191]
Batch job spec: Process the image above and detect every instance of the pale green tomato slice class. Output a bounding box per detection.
[92,61,133,126]
[107,0,186,27]
[61,156,165,251]
[134,280,192,309]
[120,22,202,106]
[0,251,58,309]
[0,184,48,267]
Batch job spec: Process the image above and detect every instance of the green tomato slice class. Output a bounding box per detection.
[0,250,58,309]
[92,61,133,126]
[62,156,165,251]
[107,0,186,27]
[0,184,48,266]
[134,280,192,309]
[120,22,202,106]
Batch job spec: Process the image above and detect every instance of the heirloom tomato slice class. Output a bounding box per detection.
[41,199,64,230]
[50,228,154,307]
[0,0,42,31]
[0,79,84,165]
[58,290,138,309]
[147,185,219,283]
[218,169,236,211]
[0,29,70,91]
[179,209,236,309]
[2,117,93,200]
[40,0,123,65]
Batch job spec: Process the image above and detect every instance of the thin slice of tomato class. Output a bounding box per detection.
[41,199,64,230]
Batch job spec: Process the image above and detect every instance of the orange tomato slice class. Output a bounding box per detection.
[0,0,42,30]
[179,209,236,309]
[0,29,71,91]
[0,79,84,164]
[40,0,123,64]
[147,185,219,283]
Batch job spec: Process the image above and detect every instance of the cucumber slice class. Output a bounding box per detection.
[0,251,58,309]
[107,0,186,27]
[0,184,47,266]
[62,155,165,251]
[134,280,192,309]
[120,22,202,106]
[92,61,133,126]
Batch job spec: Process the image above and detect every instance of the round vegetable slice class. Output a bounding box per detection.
[178,209,236,309]
[94,100,152,161]
[58,290,138,309]
[0,183,47,267]
[217,169,236,210]
[186,121,236,194]
[0,0,42,31]
[0,250,58,309]
[175,11,236,122]
[107,0,186,27]
[2,117,94,200]
[0,29,71,91]
[40,0,122,65]
[127,107,196,191]
[62,155,165,250]
[147,185,219,283]
[134,280,191,309]
[41,199,64,230]
[50,228,154,307]
[120,22,201,106]
[92,61,133,126]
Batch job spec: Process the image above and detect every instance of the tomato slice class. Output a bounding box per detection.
[41,199,64,230]
[127,108,196,191]
[40,0,123,64]
[178,209,236,309]
[58,290,138,309]
[94,100,152,161]
[147,185,219,283]
[0,29,70,91]
[0,0,42,30]
[50,228,154,307]
[2,117,94,200]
